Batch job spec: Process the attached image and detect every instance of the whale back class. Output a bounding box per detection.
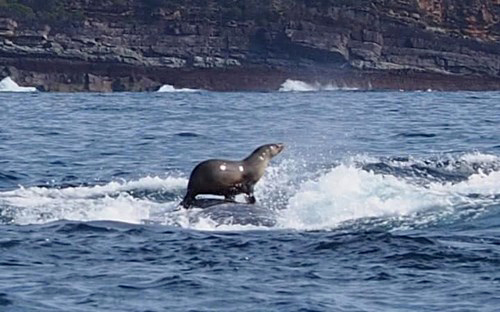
[188,198,276,227]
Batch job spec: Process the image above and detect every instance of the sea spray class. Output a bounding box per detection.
[0,176,187,225]
[0,77,37,92]
[1,153,498,231]
[279,79,360,92]
[277,153,500,230]
[157,84,200,92]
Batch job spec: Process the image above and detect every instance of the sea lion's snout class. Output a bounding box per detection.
[270,143,284,157]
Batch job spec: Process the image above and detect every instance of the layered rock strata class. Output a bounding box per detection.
[0,0,499,91]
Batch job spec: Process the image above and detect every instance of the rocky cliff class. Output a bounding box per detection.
[0,0,499,91]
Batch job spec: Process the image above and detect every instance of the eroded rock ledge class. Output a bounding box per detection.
[0,0,499,91]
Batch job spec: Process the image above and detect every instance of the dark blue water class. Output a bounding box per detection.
[1,90,499,311]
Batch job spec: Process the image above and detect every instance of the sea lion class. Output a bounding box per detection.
[180,143,284,208]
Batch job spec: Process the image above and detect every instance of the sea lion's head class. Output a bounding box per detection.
[250,143,285,161]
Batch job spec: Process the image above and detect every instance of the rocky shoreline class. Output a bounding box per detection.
[1,0,499,92]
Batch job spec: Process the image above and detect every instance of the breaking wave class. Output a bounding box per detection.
[280,163,499,231]
[0,77,37,92]
[1,153,499,232]
[279,79,361,92]
[157,84,200,92]
[0,176,186,225]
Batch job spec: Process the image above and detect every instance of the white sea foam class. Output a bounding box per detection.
[181,154,499,231]
[157,84,199,92]
[0,77,37,92]
[278,165,444,230]
[1,154,498,231]
[277,163,499,230]
[0,176,187,225]
[279,79,360,92]
[430,169,500,196]
[460,152,499,164]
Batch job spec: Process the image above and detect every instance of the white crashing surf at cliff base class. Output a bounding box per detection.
[279,79,361,92]
[157,84,199,92]
[0,77,37,92]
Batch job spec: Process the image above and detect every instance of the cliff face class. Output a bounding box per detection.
[0,0,499,91]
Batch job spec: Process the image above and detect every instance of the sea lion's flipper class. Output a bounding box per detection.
[180,190,195,209]
[244,184,256,204]
[245,195,256,204]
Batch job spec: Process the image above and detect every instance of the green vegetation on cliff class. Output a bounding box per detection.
[0,0,83,24]
[0,0,359,24]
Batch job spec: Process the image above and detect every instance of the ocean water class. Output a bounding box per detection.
[0,89,499,311]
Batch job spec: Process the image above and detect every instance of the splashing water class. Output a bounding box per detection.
[278,79,360,92]
[0,77,37,92]
[278,163,499,230]
[1,153,498,232]
[0,176,187,225]
[157,84,200,92]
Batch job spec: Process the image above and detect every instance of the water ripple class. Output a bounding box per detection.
[0,91,499,311]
